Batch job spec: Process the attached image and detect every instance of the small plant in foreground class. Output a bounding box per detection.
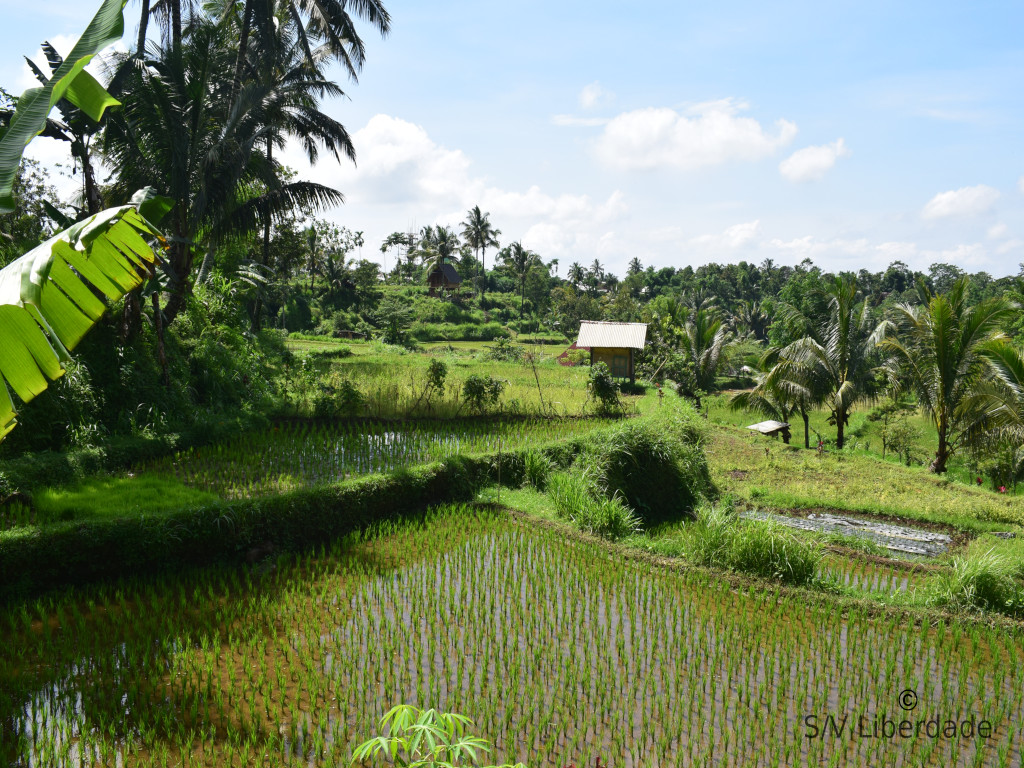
[462,375,505,413]
[352,704,525,767]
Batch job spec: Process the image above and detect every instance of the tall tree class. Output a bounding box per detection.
[880,277,1012,472]
[103,20,341,324]
[460,205,500,298]
[770,275,886,448]
[502,241,539,321]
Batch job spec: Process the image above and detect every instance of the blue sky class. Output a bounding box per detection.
[3,0,1023,277]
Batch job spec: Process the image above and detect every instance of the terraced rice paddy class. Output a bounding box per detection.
[140,419,608,497]
[2,506,1021,767]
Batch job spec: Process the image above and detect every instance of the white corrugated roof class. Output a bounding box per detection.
[576,321,647,349]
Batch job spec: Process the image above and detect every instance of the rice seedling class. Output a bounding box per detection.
[137,418,611,498]
[2,505,1022,768]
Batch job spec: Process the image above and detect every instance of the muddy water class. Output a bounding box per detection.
[742,509,952,557]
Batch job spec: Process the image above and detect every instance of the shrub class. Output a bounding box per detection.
[581,408,712,526]
[587,362,621,415]
[682,504,822,586]
[483,337,526,363]
[462,375,505,413]
[930,550,1023,616]
[548,471,641,541]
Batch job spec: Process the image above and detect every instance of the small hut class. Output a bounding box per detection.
[576,321,647,383]
[427,263,462,296]
[746,420,792,444]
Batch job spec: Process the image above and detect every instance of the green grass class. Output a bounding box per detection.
[705,423,1024,531]
[33,475,221,523]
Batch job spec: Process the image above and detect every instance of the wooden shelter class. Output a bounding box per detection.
[746,420,792,444]
[427,263,462,296]
[576,321,648,383]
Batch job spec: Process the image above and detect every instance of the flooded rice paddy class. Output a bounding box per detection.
[2,506,1021,767]
[139,419,606,498]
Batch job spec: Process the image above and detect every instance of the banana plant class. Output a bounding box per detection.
[0,0,167,441]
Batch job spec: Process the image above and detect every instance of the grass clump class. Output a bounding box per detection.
[522,450,553,491]
[548,471,640,541]
[929,549,1024,616]
[680,504,823,586]
[582,406,712,526]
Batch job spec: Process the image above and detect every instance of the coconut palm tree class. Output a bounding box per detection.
[880,276,1013,473]
[502,241,539,322]
[460,205,500,298]
[228,0,389,100]
[677,306,734,407]
[770,275,886,449]
[567,262,585,290]
[103,20,342,325]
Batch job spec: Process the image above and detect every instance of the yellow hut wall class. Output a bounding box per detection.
[589,347,634,379]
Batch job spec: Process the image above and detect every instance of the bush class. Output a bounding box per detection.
[581,408,712,526]
[462,375,505,413]
[483,337,526,363]
[930,550,1023,616]
[587,362,621,415]
[682,504,822,586]
[548,471,640,541]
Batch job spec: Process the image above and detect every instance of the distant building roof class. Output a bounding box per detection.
[576,321,647,349]
[427,263,462,284]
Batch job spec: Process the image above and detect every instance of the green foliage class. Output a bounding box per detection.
[522,449,553,491]
[929,549,1023,617]
[681,504,822,586]
[462,375,505,413]
[587,362,621,415]
[374,293,415,345]
[547,470,640,541]
[581,408,712,526]
[352,704,524,768]
[482,337,526,362]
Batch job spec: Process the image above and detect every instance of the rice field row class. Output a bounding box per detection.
[2,505,1021,767]
[138,418,608,498]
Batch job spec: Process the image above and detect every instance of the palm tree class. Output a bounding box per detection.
[103,20,342,325]
[417,225,460,275]
[770,275,887,449]
[246,14,355,328]
[677,306,734,407]
[880,277,1012,473]
[503,241,539,321]
[460,205,500,298]
[229,0,390,100]
[567,262,584,290]
[627,257,643,276]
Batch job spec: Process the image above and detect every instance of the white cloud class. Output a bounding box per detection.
[995,239,1023,256]
[988,223,1008,239]
[552,115,609,128]
[766,235,992,271]
[690,220,761,250]
[921,184,1000,219]
[778,138,850,182]
[279,114,627,267]
[593,98,797,171]
[579,81,614,110]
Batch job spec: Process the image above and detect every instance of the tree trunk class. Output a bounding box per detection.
[171,0,181,52]
[253,137,272,332]
[71,138,102,215]
[932,417,949,473]
[152,291,170,387]
[836,411,845,449]
[136,0,150,56]
[802,407,810,449]
[230,0,253,101]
